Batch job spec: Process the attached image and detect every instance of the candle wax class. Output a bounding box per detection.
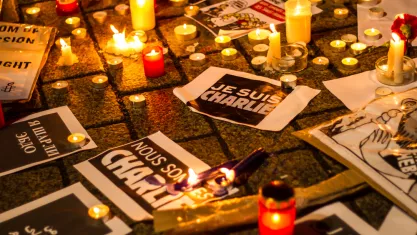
[130,0,155,31]
[143,46,165,78]
[285,0,312,43]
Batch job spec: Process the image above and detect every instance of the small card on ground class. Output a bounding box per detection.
[0,183,131,235]
[0,106,96,177]
[174,67,320,131]
[75,132,238,221]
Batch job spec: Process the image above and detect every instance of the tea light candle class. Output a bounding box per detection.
[65,17,80,29]
[215,35,232,48]
[67,133,86,147]
[129,94,146,108]
[184,5,200,16]
[129,30,148,43]
[358,0,378,6]
[71,28,87,39]
[25,7,40,18]
[55,37,71,48]
[350,42,367,55]
[174,24,197,41]
[92,11,107,24]
[170,0,188,7]
[334,8,349,19]
[248,29,270,45]
[253,44,269,56]
[341,57,359,70]
[341,34,357,46]
[115,4,129,15]
[312,56,329,71]
[330,40,346,52]
[221,48,237,61]
[88,204,110,220]
[280,74,297,89]
[189,53,206,66]
[251,56,267,70]
[107,57,123,70]
[92,75,109,89]
[375,87,393,98]
[364,28,381,41]
[369,7,384,18]
[51,81,69,94]
[143,46,165,78]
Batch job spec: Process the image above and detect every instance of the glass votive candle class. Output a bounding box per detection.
[341,57,359,70]
[258,181,296,235]
[350,42,367,55]
[142,45,165,78]
[272,43,307,72]
[330,40,346,52]
[375,56,416,86]
[334,8,349,19]
[215,35,232,48]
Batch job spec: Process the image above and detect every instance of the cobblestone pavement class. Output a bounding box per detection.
[3,0,413,234]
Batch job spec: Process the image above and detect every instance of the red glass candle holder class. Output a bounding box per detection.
[142,45,165,78]
[258,181,296,235]
[56,0,79,16]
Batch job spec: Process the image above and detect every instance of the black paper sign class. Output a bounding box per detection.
[295,214,359,235]
[0,113,75,174]
[187,74,287,125]
[1,194,111,235]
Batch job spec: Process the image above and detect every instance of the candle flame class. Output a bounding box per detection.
[57,82,61,86]
[318,58,322,62]
[190,6,193,9]
[396,14,404,19]
[73,136,78,141]
[183,24,187,29]
[146,49,160,57]
[135,95,140,100]
[67,18,73,24]
[60,38,68,48]
[371,28,375,33]
[336,40,340,46]
[187,168,198,185]
[392,32,401,42]
[338,10,342,14]
[93,207,100,214]
[255,28,260,36]
[76,29,81,34]
[98,78,103,83]
[220,168,235,182]
[110,25,119,34]
[272,213,280,223]
[269,23,277,33]
[346,58,351,63]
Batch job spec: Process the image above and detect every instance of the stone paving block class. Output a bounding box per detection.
[41,37,104,83]
[132,222,160,235]
[0,166,63,213]
[178,136,229,166]
[213,119,305,158]
[42,74,124,128]
[296,108,351,130]
[123,88,213,141]
[158,16,219,58]
[180,52,254,82]
[311,1,357,33]
[2,88,44,116]
[81,0,128,13]
[353,190,393,229]
[247,150,329,193]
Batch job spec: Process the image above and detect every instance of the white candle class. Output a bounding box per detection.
[58,38,78,66]
[115,4,129,15]
[350,42,367,55]
[387,33,405,84]
[93,11,107,24]
[312,56,329,70]
[68,133,86,147]
[334,8,349,19]
[267,24,280,66]
[72,28,87,39]
[184,5,200,16]
[189,53,206,66]
[375,87,393,98]
[51,81,69,94]
[341,57,359,70]
[253,44,269,56]
[107,57,123,70]
[215,35,231,48]
[55,37,71,48]
[65,17,80,29]
[330,40,346,52]
[280,74,297,89]
[92,75,109,89]
[130,0,155,31]
[341,34,357,46]
[221,48,237,61]
[369,7,384,18]
[251,56,267,70]
[248,28,270,45]
[88,204,110,220]
[25,7,40,18]
[129,94,146,108]
[174,24,197,41]
[364,28,381,41]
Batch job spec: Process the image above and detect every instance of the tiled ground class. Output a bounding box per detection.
[1,0,406,233]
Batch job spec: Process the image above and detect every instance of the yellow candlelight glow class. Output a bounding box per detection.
[187,168,198,185]
[135,96,140,101]
[146,49,160,57]
[76,29,81,34]
[256,28,261,37]
[60,38,68,48]
[183,24,187,29]
[270,23,277,33]
[272,213,280,223]
[88,204,110,220]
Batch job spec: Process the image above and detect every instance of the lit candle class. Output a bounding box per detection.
[258,181,296,235]
[115,4,129,15]
[129,94,146,108]
[56,0,79,16]
[364,28,381,41]
[330,40,346,52]
[71,28,87,39]
[358,0,378,6]
[174,23,197,41]
[25,7,41,18]
[65,17,80,29]
[129,35,145,53]
[57,38,78,66]
[51,81,69,94]
[215,35,232,48]
[334,8,349,19]
[142,46,165,78]
[267,24,281,66]
[312,56,329,71]
[67,133,86,147]
[92,11,107,24]
[130,0,155,31]
[221,48,237,61]
[251,56,267,70]
[369,7,384,19]
[248,28,271,46]
[350,42,367,55]
[285,0,312,43]
[189,53,207,66]
[129,30,148,43]
[107,57,123,70]
[341,57,359,70]
[375,87,393,98]
[88,204,110,220]
[170,0,188,7]
[280,74,297,90]
[387,33,405,84]
[341,34,357,46]
[91,75,109,89]
[106,25,131,56]
[184,5,200,16]
[253,44,269,56]
[55,37,71,48]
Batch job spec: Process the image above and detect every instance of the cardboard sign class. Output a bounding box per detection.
[174,67,320,131]
[75,132,238,221]
[0,183,131,235]
[0,106,96,177]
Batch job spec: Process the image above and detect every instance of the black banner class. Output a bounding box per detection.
[295,214,359,235]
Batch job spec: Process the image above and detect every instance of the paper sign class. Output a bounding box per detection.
[174,67,320,131]
[0,183,131,235]
[75,132,238,221]
[0,106,96,177]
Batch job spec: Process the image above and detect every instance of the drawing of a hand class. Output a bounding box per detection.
[360,129,392,152]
